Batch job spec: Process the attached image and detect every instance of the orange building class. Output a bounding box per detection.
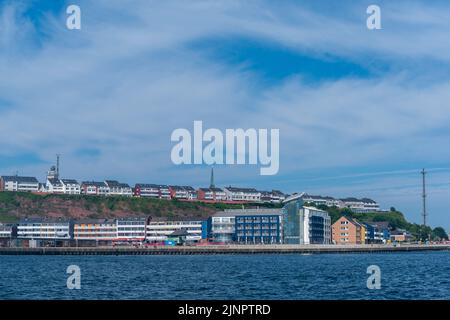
[332,216,365,244]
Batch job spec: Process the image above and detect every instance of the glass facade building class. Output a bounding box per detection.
[282,194,331,244]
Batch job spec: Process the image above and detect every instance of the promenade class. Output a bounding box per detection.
[0,244,449,255]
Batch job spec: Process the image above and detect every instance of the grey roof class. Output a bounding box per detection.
[105,180,130,188]
[225,186,259,193]
[1,176,38,184]
[81,181,107,187]
[61,179,79,185]
[47,178,62,186]
[340,197,377,203]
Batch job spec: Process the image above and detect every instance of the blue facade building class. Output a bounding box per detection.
[235,214,281,244]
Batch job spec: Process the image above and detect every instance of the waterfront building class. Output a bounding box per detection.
[73,219,117,241]
[145,218,206,242]
[340,197,380,213]
[223,186,261,202]
[331,216,366,244]
[81,181,110,196]
[234,209,282,244]
[0,224,17,238]
[17,219,73,239]
[282,194,332,244]
[116,218,206,242]
[0,175,39,192]
[209,209,283,244]
[105,180,132,197]
[390,229,413,242]
[364,221,390,244]
[208,212,236,243]
[197,187,227,201]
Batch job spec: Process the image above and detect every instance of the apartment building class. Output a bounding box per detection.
[81,181,110,196]
[223,186,261,202]
[17,219,73,240]
[0,176,39,192]
[169,185,197,200]
[115,218,206,242]
[105,180,132,197]
[259,190,286,203]
[300,193,343,207]
[134,184,167,198]
[197,187,227,201]
[60,179,81,194]
[340,197,380,213]
[73,219,117,240]
[332,216,366,244]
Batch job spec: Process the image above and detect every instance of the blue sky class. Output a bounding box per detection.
[2,0,450,230]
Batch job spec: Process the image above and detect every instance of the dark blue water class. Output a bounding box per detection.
[1,252,450,299]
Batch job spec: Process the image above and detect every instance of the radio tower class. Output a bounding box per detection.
[421,168,427,226]
[56,154,61,179]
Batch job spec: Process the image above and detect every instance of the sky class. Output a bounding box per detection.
[1,0,450,229]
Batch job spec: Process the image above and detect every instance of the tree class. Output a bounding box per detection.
[432,227,448,241]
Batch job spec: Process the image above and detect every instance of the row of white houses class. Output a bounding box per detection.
[0,175,380,210]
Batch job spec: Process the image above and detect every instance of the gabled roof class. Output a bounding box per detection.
[81,181,107,187]
[61,179,79,185]
[1,176,38,183]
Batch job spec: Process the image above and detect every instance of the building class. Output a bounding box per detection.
[60,179,81,194]
[208,212,237,243]
[0,224,17,239]
[390,229,413,242]
[105,180,132,197]
[300,193,343,207]
[340,197,380,213]
[365,221,390,244]
[73,219,117,241]
[0,175,39,192]
[135,184,168,198]
[46,178,64,194]
[223,186,261,202]
[209,209,283,244]
[331,216,366,244]
[116,217,206,242]
[169,185,197,200]
[17,219,73,240]
[81,181,110,196]
[233,209,282,244]
[145,218,206,242]
[259,190,286,203]
[197,187,227,201]
[282,194,331,244]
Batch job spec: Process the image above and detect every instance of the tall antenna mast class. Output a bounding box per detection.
[56,154,60,179]
[421,168,427,226]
